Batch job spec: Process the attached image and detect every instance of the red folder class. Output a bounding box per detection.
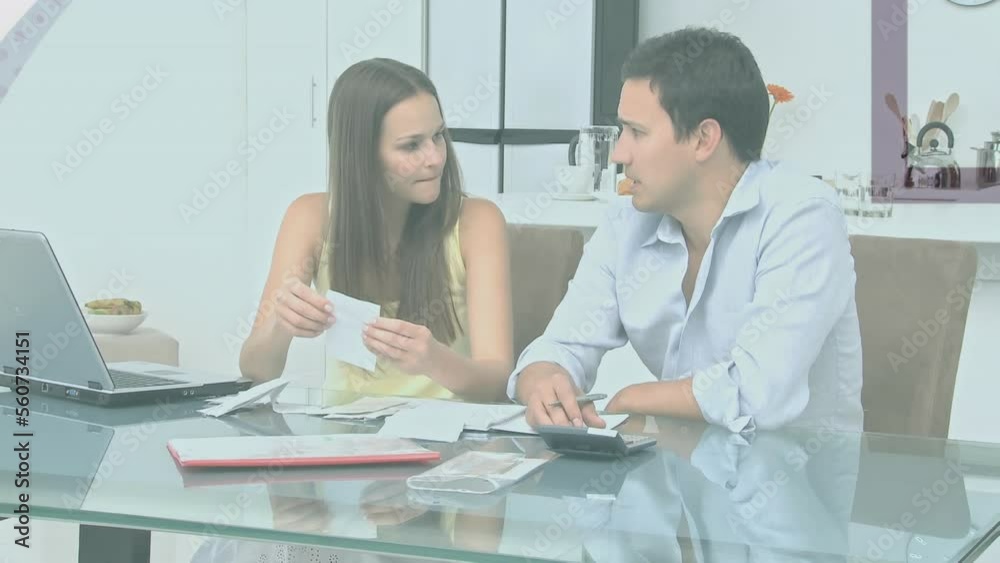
[166,434,441,468]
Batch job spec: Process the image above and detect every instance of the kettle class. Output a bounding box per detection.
[971,131,1000,189]
[568,126,620,194]
[905,121,961,189]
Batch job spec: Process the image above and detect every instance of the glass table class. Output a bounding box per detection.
[1,391,999,562]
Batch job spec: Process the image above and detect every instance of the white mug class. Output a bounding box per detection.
[554,164,595,197]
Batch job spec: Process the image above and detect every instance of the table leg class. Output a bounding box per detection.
[78,524,150,563]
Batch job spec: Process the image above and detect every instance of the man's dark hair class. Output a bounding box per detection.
[621,27,769,163]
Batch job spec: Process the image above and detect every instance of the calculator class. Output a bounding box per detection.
[535,425,657,458]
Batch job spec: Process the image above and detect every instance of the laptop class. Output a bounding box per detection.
[0,401,115,510]
[0,229,252,406]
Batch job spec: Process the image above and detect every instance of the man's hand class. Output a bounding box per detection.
[360,480,428,527]
[604,386,631,414]
[515,362,606,428]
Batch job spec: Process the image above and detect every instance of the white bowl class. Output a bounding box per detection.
[84,311,148,334]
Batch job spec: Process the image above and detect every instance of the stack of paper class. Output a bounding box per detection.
[491,413,630,435]
[199,379,290,417]
[374,400,525,442]
[375,398,630,443]
[322,396,414,420]
[377,401,467,442]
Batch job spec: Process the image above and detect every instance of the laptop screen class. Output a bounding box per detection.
[0,230,116,391]
[0,404,114,511]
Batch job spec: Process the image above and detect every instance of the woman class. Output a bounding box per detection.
[191,59,513,563]
[239,57,514,403]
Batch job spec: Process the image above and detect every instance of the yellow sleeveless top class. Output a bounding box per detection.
[313,214,470,403]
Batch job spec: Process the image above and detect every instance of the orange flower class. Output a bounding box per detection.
[617,177,635,195]
[767,84,794,103]
[766,83,794,124]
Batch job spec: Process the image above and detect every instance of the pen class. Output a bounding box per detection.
[548,393,607,408]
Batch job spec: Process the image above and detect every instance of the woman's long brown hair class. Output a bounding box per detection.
[325,58,464,344]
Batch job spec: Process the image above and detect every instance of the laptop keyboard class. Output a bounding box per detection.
[108,370,184,388]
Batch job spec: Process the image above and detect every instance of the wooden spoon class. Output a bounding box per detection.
[942,92,960,122]
[885,93,904,122]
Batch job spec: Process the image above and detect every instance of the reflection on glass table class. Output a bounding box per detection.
[0,392,998,562]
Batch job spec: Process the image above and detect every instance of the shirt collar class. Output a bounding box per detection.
[641,160,768,248]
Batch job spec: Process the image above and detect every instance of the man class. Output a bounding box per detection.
[509,28,863,433]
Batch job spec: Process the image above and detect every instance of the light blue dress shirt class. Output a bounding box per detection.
[507,160,864,432]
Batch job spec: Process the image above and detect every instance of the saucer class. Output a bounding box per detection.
[551,193,598,201]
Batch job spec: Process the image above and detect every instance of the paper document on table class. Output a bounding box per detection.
[462,403,527,432]
[407,452,548,494]
[325,290,380,372]
[323,397,416,421]
[490,413,630,435]
[323,396,413,416]
[377,402,465,443]
[198,378,290,417]
[272,404,328,416]
[375,400,533,441]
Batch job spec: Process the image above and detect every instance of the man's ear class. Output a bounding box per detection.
[692,118,724,163]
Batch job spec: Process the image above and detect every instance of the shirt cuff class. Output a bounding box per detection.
[506,341,588,402]
[688,426,754,490]
[691,359,756,433]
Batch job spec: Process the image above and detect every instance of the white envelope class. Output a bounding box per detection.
[325,290,380,372]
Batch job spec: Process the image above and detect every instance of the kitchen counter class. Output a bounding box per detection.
[488,192,1000,245]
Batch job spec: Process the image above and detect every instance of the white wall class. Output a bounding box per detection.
[1,1,427,382]
[634,1,1000,442]
[0,1,250,375]
[639,0,872,177]
[638,0,1000,172]
[908,0,1000,167]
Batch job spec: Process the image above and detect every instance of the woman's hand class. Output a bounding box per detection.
[362,318,444,375]
[269,493,332,533]
[273,278,335,338]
